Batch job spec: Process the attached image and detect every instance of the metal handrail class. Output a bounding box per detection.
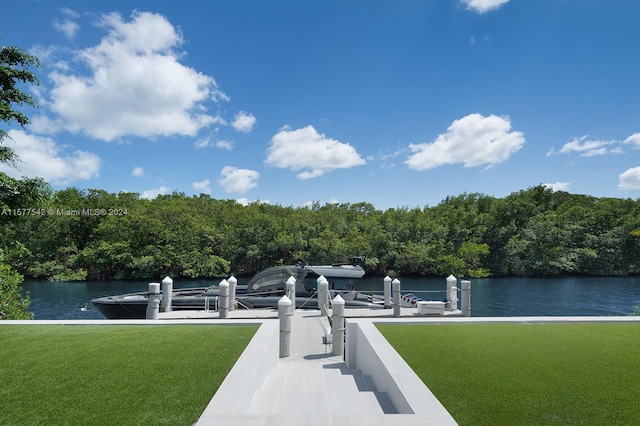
[297,291,318,309]
[235,299,253,310]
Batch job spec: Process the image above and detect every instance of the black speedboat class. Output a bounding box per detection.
[91,258,383,319]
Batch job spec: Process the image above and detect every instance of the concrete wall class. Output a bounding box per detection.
[345,319,458,424]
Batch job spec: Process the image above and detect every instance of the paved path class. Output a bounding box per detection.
[196,310,420,426]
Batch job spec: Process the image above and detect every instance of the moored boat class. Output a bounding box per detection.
[91,258,383,319]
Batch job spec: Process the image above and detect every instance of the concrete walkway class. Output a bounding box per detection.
[196,310,425,425]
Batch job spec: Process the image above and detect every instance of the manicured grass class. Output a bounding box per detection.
[0,325,258,426]
[378,323,640,425]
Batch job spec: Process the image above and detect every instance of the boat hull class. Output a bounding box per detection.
[92,298,147,319]
[92,290,383,319]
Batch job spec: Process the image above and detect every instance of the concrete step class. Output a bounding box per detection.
[322,364,396,415]
[249,361,396,417]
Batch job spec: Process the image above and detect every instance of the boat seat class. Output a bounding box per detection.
[341,291,356,301]
[330,290,355,301]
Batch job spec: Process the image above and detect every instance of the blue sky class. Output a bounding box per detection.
[1,0,639,210]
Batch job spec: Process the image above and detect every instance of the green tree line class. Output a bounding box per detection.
[1,182,639,281]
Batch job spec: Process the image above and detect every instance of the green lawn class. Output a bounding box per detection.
[378,323,640,426]
[0,325,258,426]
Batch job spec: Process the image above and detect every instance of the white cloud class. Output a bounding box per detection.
[141,186,171,199]
[543,182,571,192]
[216,140,234,150]
[45,11,227,141]
[52,18,80,39]
[380,151,402,161]
[623,132,640,148]
[193,137,212,149]
[193,179,211,194]
[194,137,234,150]
[405,113,524,171]
[218,166,259,194]
[60,7,81,19]
[132,166,144,177]
[462,0,510,14]
[378,147,405,169]
[231,111,256,133]
[30,115,64,134]
[0,130,100,185]
[555,136,613,156]
[52,8,81,39]
[549,133,637,157]
[619,167,640,190]
[266,125,366,179]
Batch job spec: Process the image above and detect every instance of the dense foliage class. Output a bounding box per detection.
[1,184,639,280]
[0,43,40,318]
[0,44,40,165]
[0,257,33,319]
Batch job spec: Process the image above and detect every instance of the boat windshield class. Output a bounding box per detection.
[248,266,305,294]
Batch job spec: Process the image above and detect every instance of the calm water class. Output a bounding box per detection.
[21,276,640,320]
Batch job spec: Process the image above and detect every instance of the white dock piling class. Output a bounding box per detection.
[446,275,458,311]
[331,294,345,357]
[161,276,173,312]
[286,276,296,308]
[228,275,237,311]
[383,275,391,309]
[146,282,160,320]
[317,276,329,316]
[278,295,292,358]
[219,279,229,319]
[461,280,471,317]
[392,278,401,318]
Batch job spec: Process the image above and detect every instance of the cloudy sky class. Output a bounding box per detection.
[1,0,639,209]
